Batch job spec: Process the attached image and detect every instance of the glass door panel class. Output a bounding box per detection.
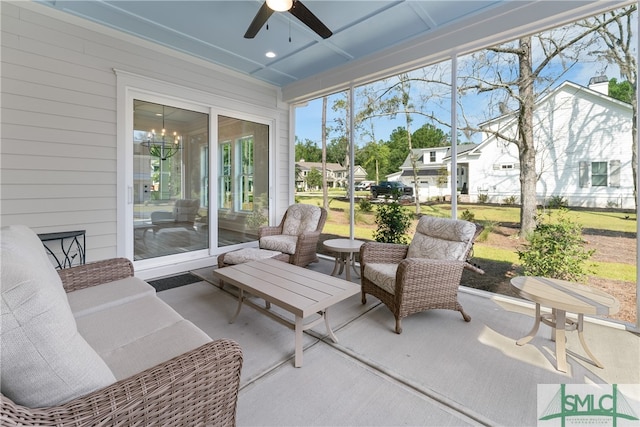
[132,100,209,260]
[217,115,269,247]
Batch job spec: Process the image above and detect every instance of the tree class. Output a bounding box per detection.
[609,78,634,104]
[328,92,351,167]
[357,141,390,182]
[458,9,633,236]
[305,168,323,190]
[412,123,450,148]
[294,137,321,162]
[581,6,637,208]
[386,127,410,174]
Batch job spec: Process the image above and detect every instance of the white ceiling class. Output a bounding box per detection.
[37,0,506,87]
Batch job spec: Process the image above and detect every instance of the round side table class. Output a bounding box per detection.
[322,239,364,282]
[510,276,619,372]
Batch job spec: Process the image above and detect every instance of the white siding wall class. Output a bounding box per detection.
[468,85,634,209]
[1,2,291,263]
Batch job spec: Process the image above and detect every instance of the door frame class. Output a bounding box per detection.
[115,70,278,278]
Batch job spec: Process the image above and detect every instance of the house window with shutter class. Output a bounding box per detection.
[591,161,608,187]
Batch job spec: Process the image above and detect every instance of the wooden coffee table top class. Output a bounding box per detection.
[213,258,361,318]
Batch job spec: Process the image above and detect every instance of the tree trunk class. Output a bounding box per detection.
[517,37,538,236]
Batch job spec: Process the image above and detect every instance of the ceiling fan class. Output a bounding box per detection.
[244,0,333,40]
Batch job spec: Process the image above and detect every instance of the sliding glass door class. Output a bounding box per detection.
[217,116,269,247]
[132,100,209,260]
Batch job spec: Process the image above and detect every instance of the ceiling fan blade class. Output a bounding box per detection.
[244,2,274,39]
[289,1,333,39]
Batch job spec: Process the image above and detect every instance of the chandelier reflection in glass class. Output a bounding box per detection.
[141,105,182,161]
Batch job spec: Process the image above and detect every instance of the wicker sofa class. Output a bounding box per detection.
[1,225,243,426]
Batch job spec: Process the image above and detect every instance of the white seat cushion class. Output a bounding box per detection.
[1,225,116,407]
[222,247,282,265]
[67,276,155,318]
[76,295,211,380]
[363,263,398,295]
[260,234,298,255]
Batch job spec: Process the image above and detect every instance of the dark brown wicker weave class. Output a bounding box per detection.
[256,206,327,268]
[2,258,243,427]
[360,221,484,334]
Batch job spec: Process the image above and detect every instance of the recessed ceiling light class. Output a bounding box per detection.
[266,51,276,58]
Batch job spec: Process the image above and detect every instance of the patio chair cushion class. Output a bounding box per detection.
[0,226,116,408]
[363,263,398,294]
[407,216,476,261]
[222,247,282,265]
[281,204,322,236]
[259,235,299,255]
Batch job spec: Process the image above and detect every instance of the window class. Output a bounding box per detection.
[430,151,436,162]
[219,142,231,209]
[239,136,254,211]
[592,161,608,187]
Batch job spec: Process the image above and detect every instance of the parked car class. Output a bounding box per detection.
[370,181,413,199]
[354,181,372,191]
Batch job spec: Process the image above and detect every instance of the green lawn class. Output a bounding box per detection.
[297,194,637,282]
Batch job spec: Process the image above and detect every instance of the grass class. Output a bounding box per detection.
[297,194,637,283]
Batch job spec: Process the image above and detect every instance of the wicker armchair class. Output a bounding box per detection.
[258,204,327,267]
[1,258,243,427]
[360,215,484,334]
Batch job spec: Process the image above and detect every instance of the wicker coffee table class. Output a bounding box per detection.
[213,258,360,367]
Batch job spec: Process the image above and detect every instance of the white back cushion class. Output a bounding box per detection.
[1,225,115,407]
[281,204,321,236]
[407,216,476,261]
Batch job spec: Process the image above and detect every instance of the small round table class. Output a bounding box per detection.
[510,276,620,372]
[323,239,364,282]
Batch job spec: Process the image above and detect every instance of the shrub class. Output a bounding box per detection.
[517,209,594,282]
[358,198,373,212]
[547,195,567,209]
[503,195,517,205]
[460,209,475,222]
[477,193,489,204]
[373,201,412,244]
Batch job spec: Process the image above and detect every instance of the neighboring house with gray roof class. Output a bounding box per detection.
[296,161,367,191]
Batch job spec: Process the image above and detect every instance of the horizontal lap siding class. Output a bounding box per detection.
[1,2,289,262]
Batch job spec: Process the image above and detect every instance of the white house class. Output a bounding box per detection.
[397,79,635,209]
[396,145,478,201]
[465,79,634,209]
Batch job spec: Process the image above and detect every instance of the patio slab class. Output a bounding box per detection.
[159,258,639,426]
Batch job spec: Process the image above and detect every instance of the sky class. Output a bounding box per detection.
[293,16,628,149]
[294,97,421,147]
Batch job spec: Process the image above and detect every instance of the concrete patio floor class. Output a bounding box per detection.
[156,257,639,426]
